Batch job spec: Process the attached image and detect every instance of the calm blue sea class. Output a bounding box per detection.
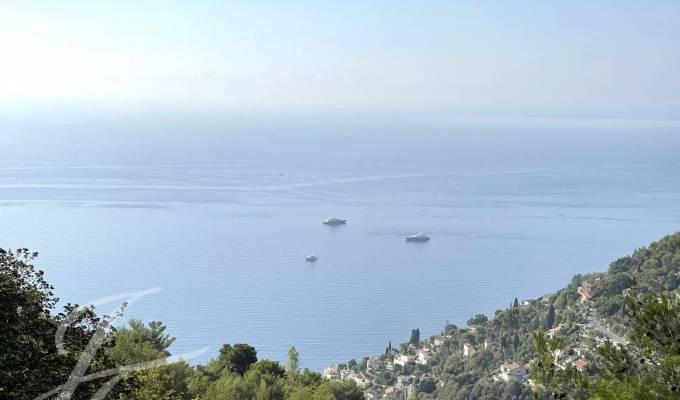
[1,113,679,370]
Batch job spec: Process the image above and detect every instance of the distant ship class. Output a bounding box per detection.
[323,218,347,225]
[305,254,318,262]
[406,232,430,242]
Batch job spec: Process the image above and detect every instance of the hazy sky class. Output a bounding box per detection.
[1,1,680,117]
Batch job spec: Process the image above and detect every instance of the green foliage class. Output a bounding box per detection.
[287,346,300,376]
[467,314,489,326]
[0,248,121,399]
[217,343,258,376]
[410,328,421,345]
[530,331,589,399]
[531,232,680,399]
[545,304,556,329]
[107,320,175,364]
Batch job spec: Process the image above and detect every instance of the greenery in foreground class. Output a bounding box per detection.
[2,232,680,399]
[0,248,364,400]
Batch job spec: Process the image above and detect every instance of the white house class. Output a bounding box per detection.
[394,353,413,366]
[416,348,432,365]
[498,362,528,382]
[347,372,369,388]
[323,367,340,379]
[433,335,447,346]
[463,342,476,357]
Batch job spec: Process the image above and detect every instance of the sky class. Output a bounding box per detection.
[1,1,680,118]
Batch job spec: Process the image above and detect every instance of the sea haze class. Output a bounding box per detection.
[1,114,679,370]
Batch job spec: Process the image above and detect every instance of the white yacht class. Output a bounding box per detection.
[305,254,318,262]
[406,232,430,242]
[322,217,347,225]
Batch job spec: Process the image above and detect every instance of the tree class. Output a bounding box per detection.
[467,314,489,326]
[532,289,680,399]
[513,297,519,308]
[217,343,258,376]
[545,304,556,329]
[318,380,365,400]
[409,328,420,346]
[0,248,121,400]
[287,346,300,376]
[108,320,176,364]
[249,359,285,378]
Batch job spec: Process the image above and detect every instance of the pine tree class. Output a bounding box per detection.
[286,346,300,376]
[545,304,556,329]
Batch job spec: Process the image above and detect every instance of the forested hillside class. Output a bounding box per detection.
[330,232,680,400]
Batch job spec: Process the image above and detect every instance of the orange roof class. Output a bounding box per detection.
[503,362,521,370]
[574,359,588,368]
[577,287,593,299]
[384,386,395,394]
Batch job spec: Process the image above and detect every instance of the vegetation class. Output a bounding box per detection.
[366,232,680,399]
[0,248,364,400]
[3,231,680,399]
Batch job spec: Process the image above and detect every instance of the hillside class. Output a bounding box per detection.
[327,232,680,400]
[2,232,679,399]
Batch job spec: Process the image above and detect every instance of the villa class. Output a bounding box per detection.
[463,342,476,357]
[577,282,593,302]
[394,353,413,366]
[498,362,528,382]
[416,348,432,365]
[433,335,447,346]
[323,367,340,379]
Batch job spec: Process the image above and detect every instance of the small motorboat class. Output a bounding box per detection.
[406,232,430,242]
[322,217,347,226]
[305,254,318,262]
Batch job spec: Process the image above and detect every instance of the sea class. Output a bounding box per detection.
[1,111,679,370]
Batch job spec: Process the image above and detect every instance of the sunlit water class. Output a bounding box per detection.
[1,115,679,369]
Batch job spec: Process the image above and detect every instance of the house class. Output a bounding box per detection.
[433,335,447,346]
[498,362,528,382]
[384,386,403,400]
[577,282,593,302]
[339,369,351,379]
[463,342,476,357]
[416,348,431,365]
[394,353,413,366]
[574,359,588,372]
[366,357,381,372]
[348,372,370,388]
[547,323,565,338]
[553,344,572,359]
[323,367,340,379]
